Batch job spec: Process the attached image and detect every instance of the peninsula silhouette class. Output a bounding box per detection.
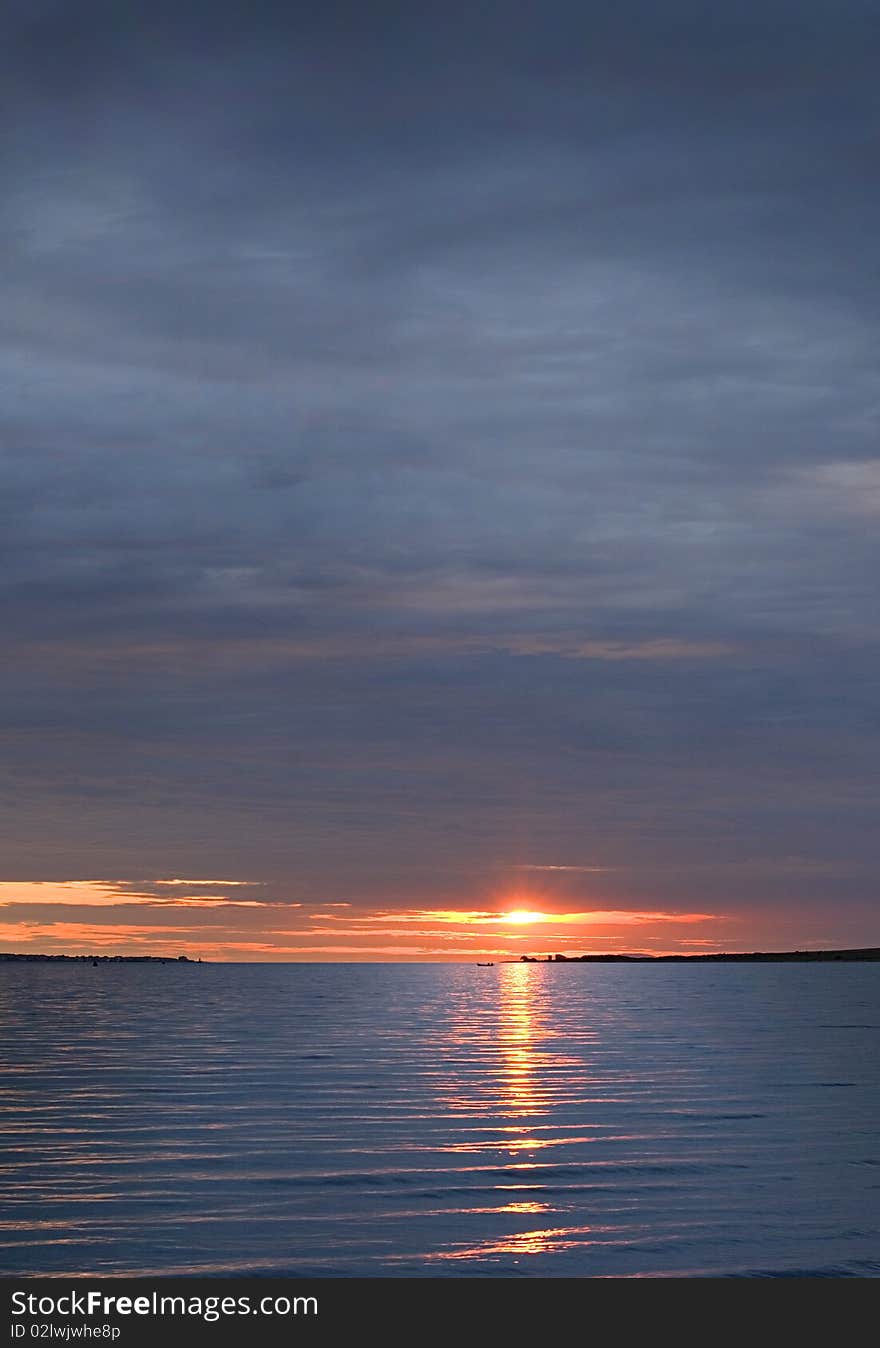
[517,947,880,963]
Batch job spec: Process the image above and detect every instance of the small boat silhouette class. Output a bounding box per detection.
[476,961,495,967]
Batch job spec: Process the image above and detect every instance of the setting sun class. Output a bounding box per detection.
[503,910,550,925]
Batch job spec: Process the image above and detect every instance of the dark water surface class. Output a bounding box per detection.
[1,961,878,1277]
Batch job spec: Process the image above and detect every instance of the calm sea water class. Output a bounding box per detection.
[1,961,878,1277]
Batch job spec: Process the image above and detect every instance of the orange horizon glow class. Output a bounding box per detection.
[0,877,869,962]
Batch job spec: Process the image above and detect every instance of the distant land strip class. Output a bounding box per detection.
[516,948,880,962]
[0,953,196,963]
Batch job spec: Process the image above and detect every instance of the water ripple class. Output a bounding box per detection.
[1,961,878,1276]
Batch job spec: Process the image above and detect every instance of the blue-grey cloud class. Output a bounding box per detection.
[1,3,878,939]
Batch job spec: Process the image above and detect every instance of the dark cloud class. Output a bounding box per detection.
[1,3,878,941]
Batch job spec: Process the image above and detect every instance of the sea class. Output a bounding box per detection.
[1,961,878,1277]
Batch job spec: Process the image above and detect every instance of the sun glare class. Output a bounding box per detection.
[503,909,549,925]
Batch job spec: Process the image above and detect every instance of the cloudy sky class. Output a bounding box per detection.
[2,1,879,959]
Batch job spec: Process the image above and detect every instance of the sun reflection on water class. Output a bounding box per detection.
[423,962,604,1264]
[430,1222,607,1260]
[498,961,542,1126]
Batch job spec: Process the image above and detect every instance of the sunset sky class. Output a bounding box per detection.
[2,2,879,960]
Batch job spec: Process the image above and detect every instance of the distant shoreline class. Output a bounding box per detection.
[515,947,880,963]
[0,953,196,963]
[1,947,878,965]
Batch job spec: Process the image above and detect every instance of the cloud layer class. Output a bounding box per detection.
[1,3,879,954]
